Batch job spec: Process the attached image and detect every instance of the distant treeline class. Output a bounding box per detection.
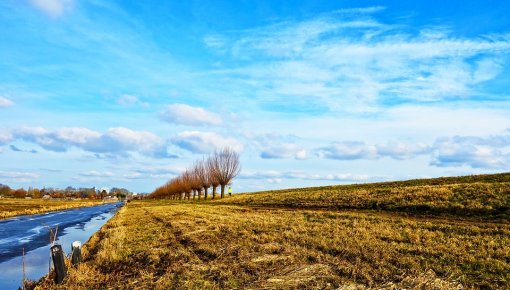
[150,147,241,200]
[0,185,134,199]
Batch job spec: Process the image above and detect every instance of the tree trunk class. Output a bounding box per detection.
[193,190,196,200]
[220,184,225,199]
[204,187,208,200]
[212,185,217,199]
[198,189,202,201]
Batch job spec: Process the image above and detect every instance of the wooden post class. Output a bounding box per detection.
[22,248,26,290]
[51,245,67,284]
[71,241,82,266]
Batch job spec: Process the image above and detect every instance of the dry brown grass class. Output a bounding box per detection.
[0,198,104,220]
[35,200,510,289]
[214,181,510,220]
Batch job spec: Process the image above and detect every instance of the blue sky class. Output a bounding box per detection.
[1,0,510,193]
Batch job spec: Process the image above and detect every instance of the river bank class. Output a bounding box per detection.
[33,200,510,289]
[0,198,106,220]
[0,202,123,289]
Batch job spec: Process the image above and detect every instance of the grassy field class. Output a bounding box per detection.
[215,173,510,220]
[0,198,104,220]
[34,174,510,289]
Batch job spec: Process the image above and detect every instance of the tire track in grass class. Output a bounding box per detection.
[141,207,212,264]
[141,206,234,288]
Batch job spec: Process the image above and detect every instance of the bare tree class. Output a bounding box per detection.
[195,159,211,200]
[150,147,241,200]
[181,170,194,200]
[211,147,241,199]
[174,176,183,200]
[190,165,203,200]
[173,176,186,200]
[207,155,221,199]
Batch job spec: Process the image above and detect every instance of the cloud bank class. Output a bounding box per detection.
[11,126,172,158]
[316,141,431,160]
[205,8,510,112]
[239,170,376,183]
[0,171,39,183]
[314,132,510,169]
[431,134,510,169]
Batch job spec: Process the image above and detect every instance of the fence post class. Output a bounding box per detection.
[71,241,82,266]
[51,244,67,284]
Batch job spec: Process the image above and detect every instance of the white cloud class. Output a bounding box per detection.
[0,96,14,108]
[171,131,243,153]
[30,0,73,17]
[472,58,503,83]
[375,142,431,160]
[203,35,227,49]
[160,104,222,126]
[117,94,149,108]
[204,10,510,112]
[135,165,184,176]
[260,144,307,160]
[333,6,386,14]
[317,141,377,160]
[314,131,510,169]
[121,165,185,180]
[11,126,172,158]
[0,171,39,183]
[240,170,375,182]
[123,172,144,180]
[95,127,167,157]
[431,134,510,169]
[54,127,102,145]
[0,131,13,145]
[15,126,67,152]
[245,132,307,160]
[295,149,307,160]
[79,171,114,177]
[316,141,430,160]
[117,95,138,105]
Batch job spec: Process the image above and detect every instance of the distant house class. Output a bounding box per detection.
[42,194,51,200]
[103,196,119,202]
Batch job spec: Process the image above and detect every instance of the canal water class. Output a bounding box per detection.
[0,202,123,289]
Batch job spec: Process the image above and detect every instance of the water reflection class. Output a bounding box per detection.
[0,202,122,289]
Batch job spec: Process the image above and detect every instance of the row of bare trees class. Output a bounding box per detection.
[150,148,241,200]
